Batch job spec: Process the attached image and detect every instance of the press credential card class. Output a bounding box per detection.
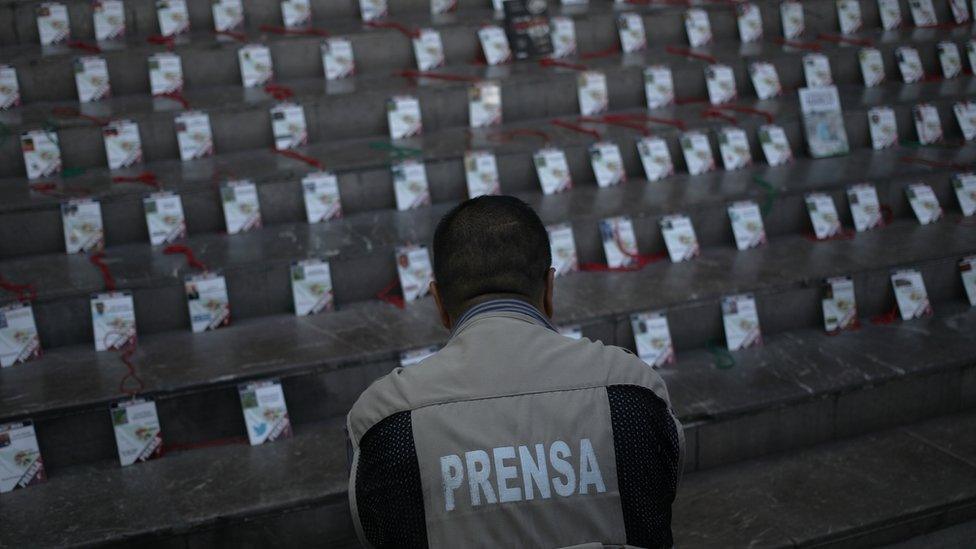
[469,80,502,128]
[291,259,333,315]
[661,214,699,262]
[221,180,263,234]
[549,16,577,58]
[302,171,342,223]
[431,0,457,15]
[534,147,572,195]
[62,198,104,253]
[392,160,431,211]
[186,272,230,332]
[212,0,244,32]
[156,0,190,36]
[37,3,69,45]
[600,216,639,269]
[0,65,20,110]
[590,141,626,187]
[631,312,675,368]
[859,48,885,87]
[401,346,438,367]
[0,421,46,493]
[144,192,186,245]
[868,106,898,150]
[175,111,214,161]
[21,130,62,179]
[577,71,608,116]
[822,276,857,332]
[806,193,842,239]
[91,292,137,351]
[239,44,274,88]
[736,3,763,43]
[908,0,937,26]
[547,223,579,276]
[637,136,674,181]
[759,124,792,166]
[749,62,781,100]
[359,0,388,21]
[906,183,942,224]
[149,52,183,96]
[479,25,512,65]
[75,56,111,103]
[618,12,646,53]
[836,0,862,33]
[388,95,422,139]
[939,42,962,79]
[803,54,833,87]
[913,103,943,144]
[953,173,976,216]
[0,303,41,368]
[111,399,162,466]
[396,245,433,303]
[271,103,307,150]
[684,9,712,47]
[891,269,932,320]
[960,257,976,306]
[878,0,902,30]
[722,294,762,351]
[718,127,751,171]
[464,150,501,198]
[949,0,970,23]
[103,120,142,169]
[681,131,715,175]
[322,38,355,80]
[728,200,766,250]
[799,86,849,158]
[644,65,674,109]
[705,64,736,105]
[847,183,883,231]
[896,47,924,83]
[93,0,125,41]
[412,29,445,71]
[239,381,292,446]
[780,1,804,39]
[281,0,311,28]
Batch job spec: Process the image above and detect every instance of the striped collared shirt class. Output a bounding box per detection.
[452,298,556,336]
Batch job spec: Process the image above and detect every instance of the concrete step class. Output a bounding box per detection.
[2,383,974,547]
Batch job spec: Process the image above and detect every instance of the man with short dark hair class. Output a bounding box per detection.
[347,196,683,548]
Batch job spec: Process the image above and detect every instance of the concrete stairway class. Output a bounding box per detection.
[1,0,975,545]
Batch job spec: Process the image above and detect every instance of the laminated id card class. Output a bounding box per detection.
[395,245,433,303]
[144,192,186,245]
[802,53,833,87]
[618,12,646,53]
[913,103,943,145]
[722,294,762,351]
[238,380,292,445]
[302,171,343,223]
[0,421,46,493]
[938,42,962,79]
[799,86,849,158]
[577,71,608,116]
[637,136,674,181]
[896,47,924,83]
[836,0,862,33]
[534,147,573,194]
[221,180,263,234]
[281,0,311,28]
[412,29,445,71]
[322,38,355,80]
[291,259,334,315]
[867,106,898,150]
[359,0,388,21]
[660,214,699,262]
[464,150,501,198]
[91,291,137,351]
[111,399,162,466]
[392,159,431,211]
[780,1,804,39]
[549,17,577,58]
[37,3,70,45]
[960,257,976,306]
[705,64,736,105]
[21,129,61,179]
[728,200,766,250]
[847,183,883,231]
[952,172,976,216]
[401,346,438,367]
[891,269,932,320]
[684,9,711,47]
[103,119,142,169]
[212,0,244,33]
[949,0,970,23]
[270,103,308,150]
[631,311,675,368]
[749,62,781,100]
[185,272,230,332]
[805,192,842,239]
[431,0,457,15]
[736,3,763,43]
[156,0,190,37]
[822,276,858,332]
[908,0,937,26]
[547,223,579,276]
[589,141,626,187]
[859,48,885,87]
[387,95,422,139]
[479,25,512,66]
[680,131,715,175]
[905,183,942,224]
[238,44,274,88]
[62,198,104,253]
[644,65,674,109]
[93,0,126,41]
[718,127,751,171]
[758,124,792,166]
[174,111,214,161]
[469,80,502,128]
[600,216,639,269]
[0,65,20,110]
[878,0,902,30]
[74,56,111,103]
[0,303,41,368]
[149,52,183,96]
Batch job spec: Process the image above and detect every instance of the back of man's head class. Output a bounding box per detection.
[432,196,552,318]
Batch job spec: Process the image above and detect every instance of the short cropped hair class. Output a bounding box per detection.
[432,196,552,316]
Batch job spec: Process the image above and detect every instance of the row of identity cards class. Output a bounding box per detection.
[0,243,434,366]
[0,377,294,494]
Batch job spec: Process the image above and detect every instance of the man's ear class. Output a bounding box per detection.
[543,267,555,319]
[431,281,452,330]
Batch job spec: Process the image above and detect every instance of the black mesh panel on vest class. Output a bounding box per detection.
[607,384,681,549]
[355,411,429,548]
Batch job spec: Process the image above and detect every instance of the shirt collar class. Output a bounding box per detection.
[451,298,556,337]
